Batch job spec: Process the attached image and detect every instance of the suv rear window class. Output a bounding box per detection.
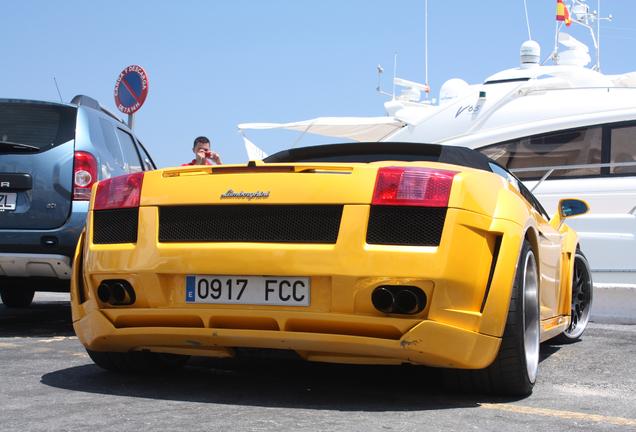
[0,102,76,150]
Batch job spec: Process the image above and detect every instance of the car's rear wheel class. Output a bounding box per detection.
[0,289,35,308]
[444,239,540,396]
[549,250,593,344]
[86,349,190,373]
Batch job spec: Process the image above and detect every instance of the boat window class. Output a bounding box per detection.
[484,78,530,85]
[611,126,636,174]
[478,127,602,179]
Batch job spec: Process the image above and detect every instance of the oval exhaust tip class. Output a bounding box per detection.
[97,283,111,303]
[372,287,395,313]
[395,290,420,314]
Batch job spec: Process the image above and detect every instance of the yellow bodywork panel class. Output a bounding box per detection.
[71,160,580,370]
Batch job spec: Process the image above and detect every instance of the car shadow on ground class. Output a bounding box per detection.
[40,348,558,412]
[4,297,561,410]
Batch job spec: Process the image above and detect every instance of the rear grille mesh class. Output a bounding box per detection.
[93,208,139,244]
[92,205,446,246]
[366,206,446,246]
[159,205,343,243]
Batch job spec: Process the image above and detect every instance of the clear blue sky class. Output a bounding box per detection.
[2,0,636,169]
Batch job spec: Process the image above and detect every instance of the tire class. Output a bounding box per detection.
[86,349,190,373]
[0,289,35,308]
[444,240,540,396]
[550,250,593,344]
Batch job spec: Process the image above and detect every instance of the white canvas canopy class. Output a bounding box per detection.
[238,116,406,143]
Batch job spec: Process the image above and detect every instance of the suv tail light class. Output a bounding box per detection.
[73,152,98,200]
[372,167,458,207]
[93,172,144,210]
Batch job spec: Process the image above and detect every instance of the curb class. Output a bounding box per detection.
[590,284,636,325]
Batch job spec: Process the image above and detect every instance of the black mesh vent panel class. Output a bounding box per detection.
[366,206,446,246]
[93,208,139,244]
[159,205,343,243]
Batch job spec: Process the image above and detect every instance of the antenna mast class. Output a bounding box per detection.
[524,0,532,40]
[425,0,429,100]
[53,78,63,102]
[393,53,397,98]
[548,0,611,70]
[597,0,601,71]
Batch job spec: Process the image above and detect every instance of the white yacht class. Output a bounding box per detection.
[238,2,636,292]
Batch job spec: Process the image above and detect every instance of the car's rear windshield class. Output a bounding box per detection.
[0,102,77,151]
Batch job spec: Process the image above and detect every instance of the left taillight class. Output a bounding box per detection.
[93,172,144,210]
[73,151,98,200]
[372,167,458,207]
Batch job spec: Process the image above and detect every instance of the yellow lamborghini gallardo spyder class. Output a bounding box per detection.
[70,142,593,396]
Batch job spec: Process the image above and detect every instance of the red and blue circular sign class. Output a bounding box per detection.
[114,65,149,114]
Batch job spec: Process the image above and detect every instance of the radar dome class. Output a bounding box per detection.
[520,40,540,67]
[439,79,469,105]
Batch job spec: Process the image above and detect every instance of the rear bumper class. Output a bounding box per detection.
[71,205,523,369]
[0,253,72,279]
[73,307,501,369]
[0,201,87,279]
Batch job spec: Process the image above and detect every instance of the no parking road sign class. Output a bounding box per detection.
[114,65,149,114]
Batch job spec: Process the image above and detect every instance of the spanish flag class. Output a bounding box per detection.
[557,0,572,27]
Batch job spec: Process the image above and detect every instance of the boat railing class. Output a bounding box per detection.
[510,161,636,193]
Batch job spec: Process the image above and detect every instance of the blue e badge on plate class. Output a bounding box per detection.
[186,276,196,302]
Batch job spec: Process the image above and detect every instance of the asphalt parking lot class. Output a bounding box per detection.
[1,292,635,432]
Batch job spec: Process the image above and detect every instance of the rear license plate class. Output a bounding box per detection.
[186,275,310,306]
[0,193,16,211]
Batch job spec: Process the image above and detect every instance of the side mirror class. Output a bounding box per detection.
[559,198,589,218]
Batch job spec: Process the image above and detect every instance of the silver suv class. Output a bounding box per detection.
[0,95,155,307]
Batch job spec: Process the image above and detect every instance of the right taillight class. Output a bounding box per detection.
[93,172,144,210]
[73,151,98,200]
[372,167,458,207]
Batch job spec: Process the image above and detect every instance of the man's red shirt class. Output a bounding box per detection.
[182,159,213,166]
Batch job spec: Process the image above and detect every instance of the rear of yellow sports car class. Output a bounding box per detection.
[70,144,585,395]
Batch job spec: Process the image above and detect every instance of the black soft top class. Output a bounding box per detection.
[263,142,494,172]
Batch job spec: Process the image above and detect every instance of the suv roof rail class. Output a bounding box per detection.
[70,94,125,125]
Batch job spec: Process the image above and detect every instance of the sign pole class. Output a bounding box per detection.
[128,113,135,131]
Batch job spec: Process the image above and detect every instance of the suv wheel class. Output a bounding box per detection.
[1,289,35,308]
